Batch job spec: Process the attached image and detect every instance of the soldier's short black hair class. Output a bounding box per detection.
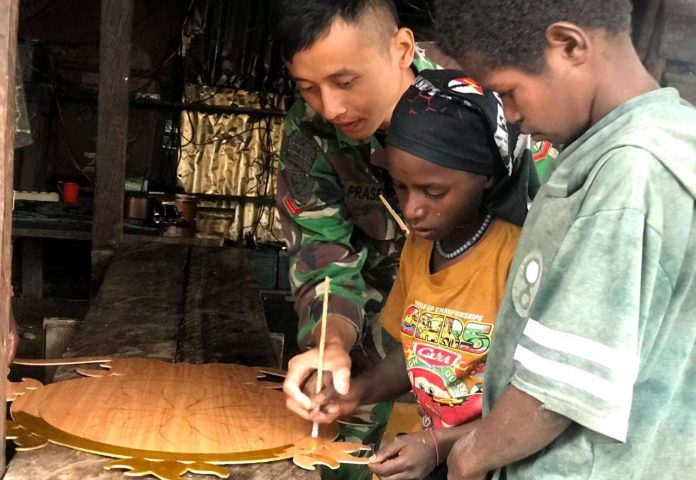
[274,0,399,62]
[433,0,633,73]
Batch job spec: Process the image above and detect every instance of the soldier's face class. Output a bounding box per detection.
[287,19,415,139]
[386,145,491,242]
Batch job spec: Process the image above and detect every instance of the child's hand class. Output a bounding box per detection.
[368,431,438,479]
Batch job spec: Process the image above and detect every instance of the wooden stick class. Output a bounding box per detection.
[13,356,113,366]
[379,194,409,235]
[311,276,331,438]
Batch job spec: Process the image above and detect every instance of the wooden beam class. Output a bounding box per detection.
[19,84,52,191]
[176,247,278,367]
[20,238,42,298]
[635,0,664,61]
[0,0,19,473]
[92,0,133,277]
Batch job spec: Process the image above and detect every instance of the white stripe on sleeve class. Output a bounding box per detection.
[513,344,632,409]
[523,319,637,380]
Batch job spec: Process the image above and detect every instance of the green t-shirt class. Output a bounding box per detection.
[485,88,696,479]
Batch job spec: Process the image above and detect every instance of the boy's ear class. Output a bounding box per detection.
[392,27,416,69]
[545,22,590,66]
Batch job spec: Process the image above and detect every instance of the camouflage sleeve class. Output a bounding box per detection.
[276,105,369,350]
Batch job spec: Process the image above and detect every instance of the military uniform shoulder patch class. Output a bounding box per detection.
[283,131,319,205]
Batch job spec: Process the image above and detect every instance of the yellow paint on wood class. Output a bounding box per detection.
[8,359,369,479]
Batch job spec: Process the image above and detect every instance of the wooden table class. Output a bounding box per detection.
[6,242,317,479]
[11,200,222,298]
[5,442,319,479]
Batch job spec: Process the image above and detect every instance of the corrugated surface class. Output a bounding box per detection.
[177,85,288,242]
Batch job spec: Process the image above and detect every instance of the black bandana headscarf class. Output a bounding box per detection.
[386,69,540,226]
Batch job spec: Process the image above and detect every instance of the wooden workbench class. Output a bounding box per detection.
[6,242,318,480]
[11,200,222,299]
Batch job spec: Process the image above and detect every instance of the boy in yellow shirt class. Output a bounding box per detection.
[310,69,535,479]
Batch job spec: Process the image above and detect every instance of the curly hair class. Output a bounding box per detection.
[273,0,399,63]
[433,0,633,72]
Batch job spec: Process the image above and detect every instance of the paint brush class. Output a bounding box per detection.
[311,275,332,439]
[379,194,410,235]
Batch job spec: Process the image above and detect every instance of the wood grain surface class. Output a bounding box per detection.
[7,244,315,477]
[0,0,19,473]
[11,359,335,459]
[93,0,133,252]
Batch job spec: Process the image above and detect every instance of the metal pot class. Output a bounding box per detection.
[124,195,150,220]
[150,199,180,225]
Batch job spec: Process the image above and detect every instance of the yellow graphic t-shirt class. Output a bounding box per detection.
[380,219,520,429]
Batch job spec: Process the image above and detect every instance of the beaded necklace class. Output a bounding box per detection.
[435,213,493,260]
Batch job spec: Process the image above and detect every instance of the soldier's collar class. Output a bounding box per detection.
[335,127,373,149]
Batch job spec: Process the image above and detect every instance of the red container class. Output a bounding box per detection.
[59,182,80,204]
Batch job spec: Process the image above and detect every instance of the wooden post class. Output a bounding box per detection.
[92,0,133,283]
[635,0,664,62]
[21,237,42,298]
[19,84,52,191]
[0,0,19,473]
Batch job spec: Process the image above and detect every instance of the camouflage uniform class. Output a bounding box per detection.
[277,48,441,353]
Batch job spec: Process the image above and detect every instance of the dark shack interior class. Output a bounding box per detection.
[2,0,695,477]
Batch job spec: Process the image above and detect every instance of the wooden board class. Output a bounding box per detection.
[9,359,369,480]
[92,0,133,252]
[0,0,20,473]
[8,244,326,478]
[176,247,277,367]
[53,243,189,383]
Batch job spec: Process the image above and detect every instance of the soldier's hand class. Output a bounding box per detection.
[310,373,363,424]
[283,342,352,421]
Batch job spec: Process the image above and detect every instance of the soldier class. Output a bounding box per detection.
[273,3,452,478]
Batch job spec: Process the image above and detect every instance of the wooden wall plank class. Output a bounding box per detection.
[634,0,664,61]
[92,0,134,276]
[55,243,189,383]
[177,247,278,367]
[0,0,19,473]
[18,84,52,191]
[20,237,42,298]
[660,13,696,63]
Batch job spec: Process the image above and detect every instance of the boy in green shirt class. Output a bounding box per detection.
[432,1,696,479]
